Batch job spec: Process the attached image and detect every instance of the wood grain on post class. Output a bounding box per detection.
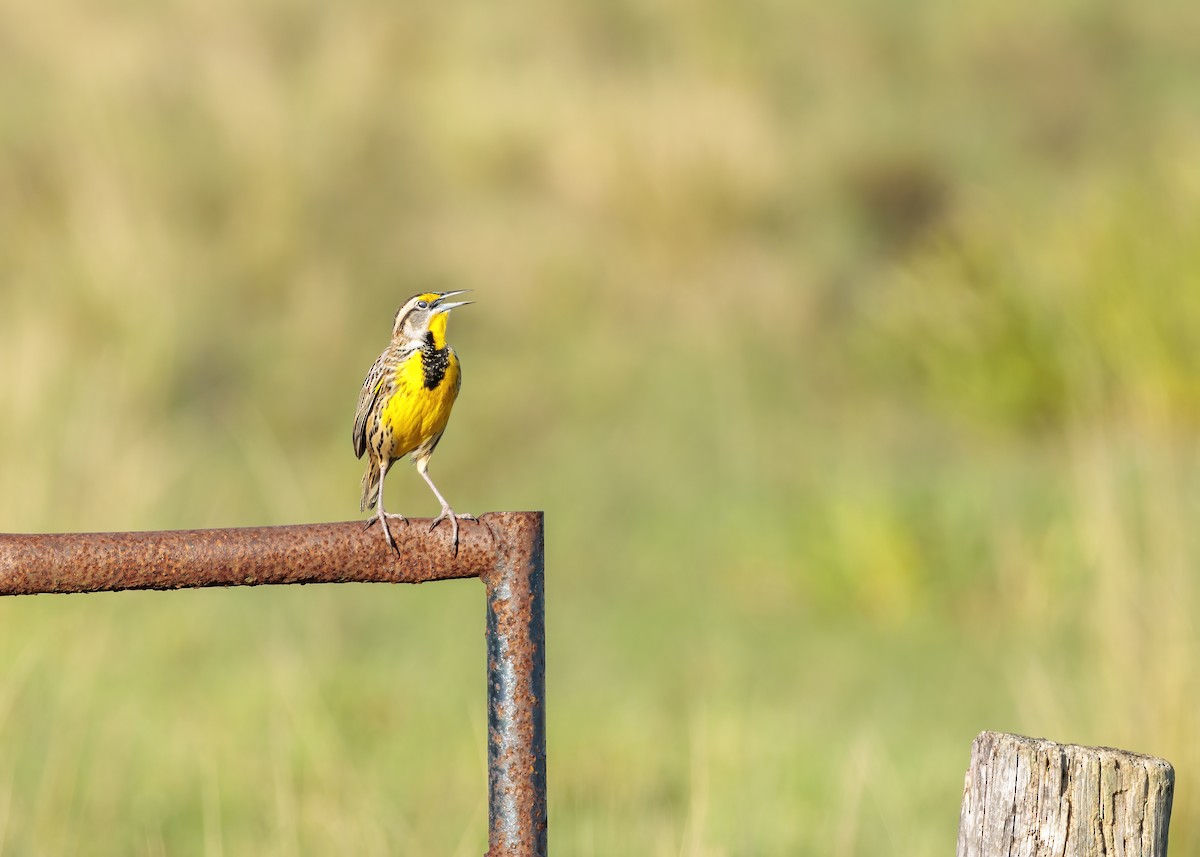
[957,731,1174,857]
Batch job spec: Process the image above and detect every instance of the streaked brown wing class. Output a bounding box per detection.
[352,350,389,459]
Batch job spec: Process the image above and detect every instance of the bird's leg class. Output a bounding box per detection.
[364,460,403,554]
[374,502,398,554]
[379,460,409,525]
[417,459,474,555]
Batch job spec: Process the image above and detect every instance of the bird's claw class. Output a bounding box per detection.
[429,507,474,556]
[366,511,406,555]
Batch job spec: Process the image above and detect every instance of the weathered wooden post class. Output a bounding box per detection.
[957,731,1174,857]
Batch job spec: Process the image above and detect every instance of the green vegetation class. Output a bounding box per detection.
[1,0,1199,853]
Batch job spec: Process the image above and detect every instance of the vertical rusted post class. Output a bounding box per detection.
[482,511,547,857]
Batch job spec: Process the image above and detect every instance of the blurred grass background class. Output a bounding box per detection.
[1,0,1199,853]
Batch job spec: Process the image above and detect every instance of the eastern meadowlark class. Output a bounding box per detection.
[353,291,473,553]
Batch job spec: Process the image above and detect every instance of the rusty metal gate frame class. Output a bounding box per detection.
[0,510,547,857]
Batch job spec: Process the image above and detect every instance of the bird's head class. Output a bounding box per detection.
[392,290,471,348]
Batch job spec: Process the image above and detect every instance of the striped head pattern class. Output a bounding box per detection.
[392,290,472,349]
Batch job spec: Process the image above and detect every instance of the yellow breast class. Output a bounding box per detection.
[380,349,461,459]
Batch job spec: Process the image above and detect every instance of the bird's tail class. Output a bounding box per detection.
[360,462,381,512]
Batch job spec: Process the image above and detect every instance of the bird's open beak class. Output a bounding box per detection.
[433,290,472,313]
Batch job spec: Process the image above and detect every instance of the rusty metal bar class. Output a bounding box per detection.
[483,511,547,857]
[0,510,549,856]
[0,516,505,595]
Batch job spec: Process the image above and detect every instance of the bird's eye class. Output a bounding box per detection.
[416,300,429,309]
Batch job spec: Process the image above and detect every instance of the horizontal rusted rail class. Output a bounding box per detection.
[0,515,507,596]
[0,510,548,857]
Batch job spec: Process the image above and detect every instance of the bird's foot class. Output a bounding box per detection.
[429,506,474,556]
[365,512,409,529]
[365,510,404,554]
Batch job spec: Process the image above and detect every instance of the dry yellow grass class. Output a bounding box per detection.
[1,0,1200,853]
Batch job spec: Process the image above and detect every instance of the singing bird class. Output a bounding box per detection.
[353,291,474,553]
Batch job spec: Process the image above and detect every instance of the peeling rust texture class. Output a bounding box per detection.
[0,515,511,596]
[0,510,549,856]
[483,511,547,857]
